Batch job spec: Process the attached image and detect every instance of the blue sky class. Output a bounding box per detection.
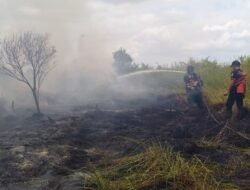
[1,0,250,65]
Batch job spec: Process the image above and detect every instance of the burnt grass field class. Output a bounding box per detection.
[0,94,250,190]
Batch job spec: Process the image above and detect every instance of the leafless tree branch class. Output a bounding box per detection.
[0,32,56,113]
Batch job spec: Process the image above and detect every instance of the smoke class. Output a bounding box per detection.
[0,0,115,110]
[0,0,184,113]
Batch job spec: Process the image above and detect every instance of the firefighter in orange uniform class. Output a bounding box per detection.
[225,60,247,119]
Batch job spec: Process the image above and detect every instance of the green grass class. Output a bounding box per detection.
[86,143,237,190]
[183,57,250,106]
[126,56,250,106]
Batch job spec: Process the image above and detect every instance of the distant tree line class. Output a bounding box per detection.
[112,48,189,75]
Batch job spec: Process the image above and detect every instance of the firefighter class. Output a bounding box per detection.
[225,60,247,120]
[184,65,204,109]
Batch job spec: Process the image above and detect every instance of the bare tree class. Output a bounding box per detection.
[0,32,56,114]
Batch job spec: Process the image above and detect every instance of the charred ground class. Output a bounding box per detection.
[0,94,249,190]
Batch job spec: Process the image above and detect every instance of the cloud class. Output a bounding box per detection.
[18,6,40,16]
[231,30,250,39]
[96,0,152,4]
[1,0,250,65]
[202,20,244,32]
[139,14,158,23]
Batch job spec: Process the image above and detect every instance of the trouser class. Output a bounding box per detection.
[226,89,244,112]
[187,91,204,109]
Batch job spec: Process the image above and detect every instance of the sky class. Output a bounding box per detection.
[1,0,250,107]
[1,0,250,65]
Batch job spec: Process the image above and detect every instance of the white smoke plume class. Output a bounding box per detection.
[0,0,114,111]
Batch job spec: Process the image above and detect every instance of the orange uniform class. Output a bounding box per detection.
[229,69,247,94]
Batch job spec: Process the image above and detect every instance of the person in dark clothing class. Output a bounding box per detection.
[184,65,204,109]
[225,60,247,120]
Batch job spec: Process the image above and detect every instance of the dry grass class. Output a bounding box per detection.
[86,143,238,190]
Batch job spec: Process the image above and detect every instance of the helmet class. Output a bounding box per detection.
[187,65,194,73]
[231,60,241,67]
